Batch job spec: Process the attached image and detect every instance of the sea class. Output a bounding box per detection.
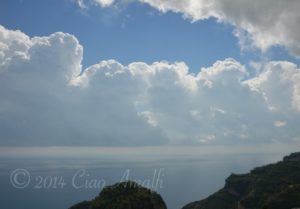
[0,146,295,209]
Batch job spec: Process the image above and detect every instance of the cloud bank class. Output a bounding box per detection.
[1,25,300,146]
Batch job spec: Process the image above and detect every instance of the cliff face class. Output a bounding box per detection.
[182,152,300,209]
[69,181,167,209]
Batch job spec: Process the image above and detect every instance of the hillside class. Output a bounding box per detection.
[182,152,300,209]
[68,181,167,209]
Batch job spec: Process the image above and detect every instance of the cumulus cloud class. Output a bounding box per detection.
[247,61,300,112]
[1,25,300,146]
[136,0,300,57]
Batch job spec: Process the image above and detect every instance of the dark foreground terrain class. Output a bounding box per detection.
[69,181,167,209]
[182,152,300,209]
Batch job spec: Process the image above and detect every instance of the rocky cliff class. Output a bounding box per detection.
[182,152,300,209]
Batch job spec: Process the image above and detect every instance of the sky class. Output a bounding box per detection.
[0,0,300,147]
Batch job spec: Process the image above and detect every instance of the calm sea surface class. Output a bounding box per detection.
[0,152,286,209]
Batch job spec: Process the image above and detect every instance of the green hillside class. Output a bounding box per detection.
[69,181,167,209]
[182,152,300,209]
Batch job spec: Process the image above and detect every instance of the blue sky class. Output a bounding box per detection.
[0,0,236,71]
[2,0,297,72]
[0,0,300,147]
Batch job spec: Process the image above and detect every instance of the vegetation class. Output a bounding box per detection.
[182,152,300,209]
[68,181,167,209]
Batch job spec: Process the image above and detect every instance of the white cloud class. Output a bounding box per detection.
[273,120,287,128]
[138,111,158,127]
[94,0,114,7]
[75,0,115,8]
[247,61,300,112]
[1,25,300,146]
[138,0,300,57]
